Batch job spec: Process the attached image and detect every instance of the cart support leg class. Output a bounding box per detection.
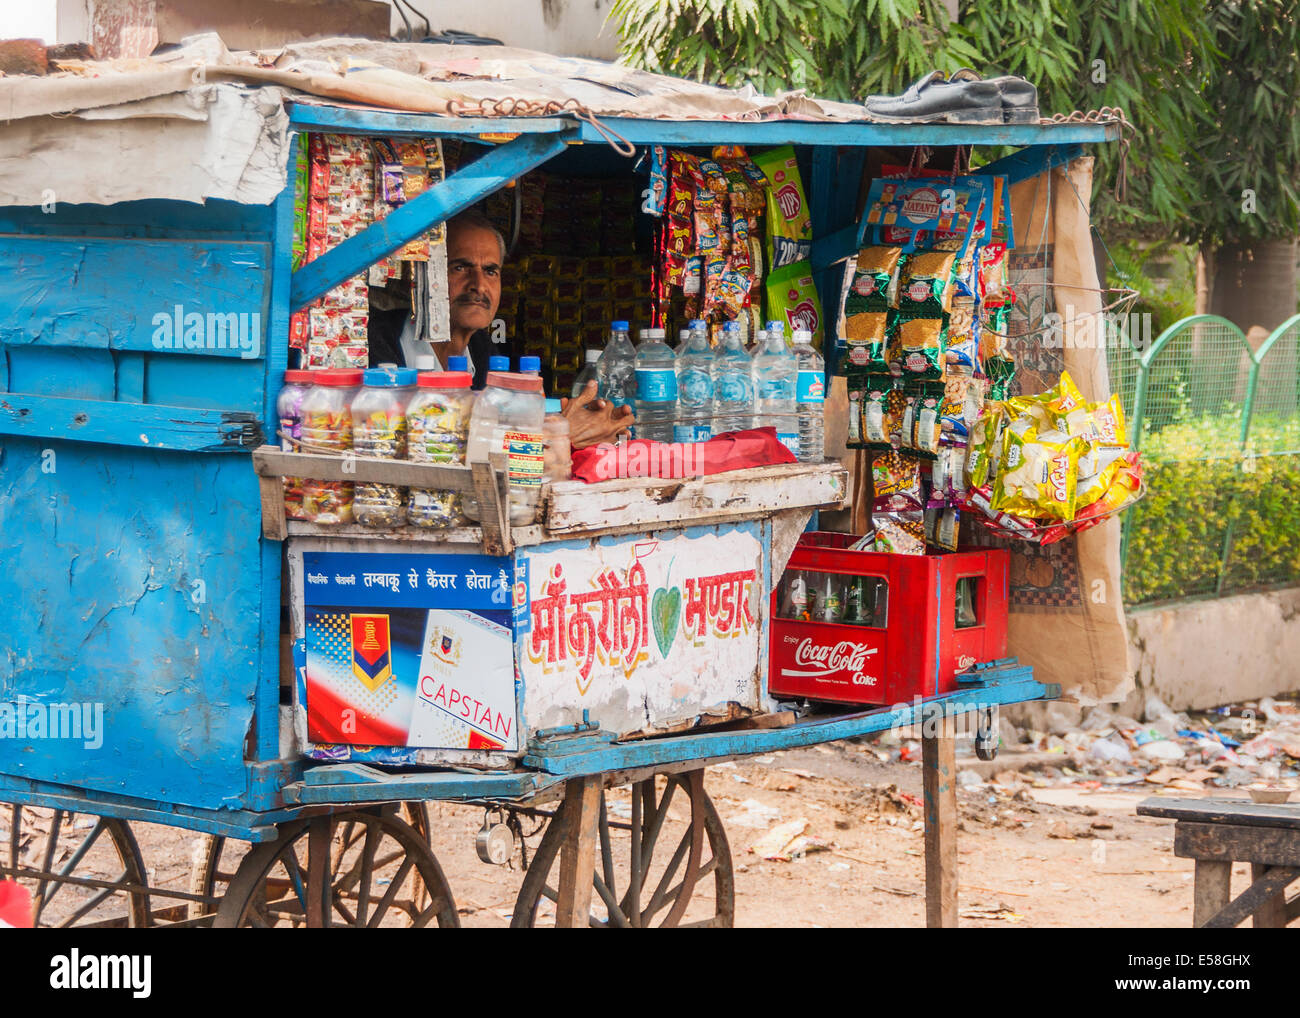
[555,775,602,928]
[307,816,332,929]
[1193,858,1232,928]
[922,709,958,928]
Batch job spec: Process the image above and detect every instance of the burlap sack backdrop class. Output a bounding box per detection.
[996,157,1131,703]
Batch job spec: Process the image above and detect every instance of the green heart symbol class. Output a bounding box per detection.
[651,586,681,659]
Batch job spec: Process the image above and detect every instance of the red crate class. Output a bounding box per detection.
[768,534,1008,706]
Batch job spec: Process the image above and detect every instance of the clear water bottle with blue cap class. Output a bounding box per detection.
[754,319,799,455]
[489,355,509,372]
[634,327,677,442]
[520,355,541,375]
[792,328,825,463]
[713,320,755,434]
[448,355,469,373]
[674,318,715,443]
[597,320,637,420]
[572,348,601,397]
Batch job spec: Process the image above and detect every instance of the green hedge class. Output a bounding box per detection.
[1124,417,1300,605]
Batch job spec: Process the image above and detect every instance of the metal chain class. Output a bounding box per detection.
[445,96,636,157]
[1040,106,1133,203]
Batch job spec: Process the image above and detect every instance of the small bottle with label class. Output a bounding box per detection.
[817,572,845,624]
[778,570,809,619]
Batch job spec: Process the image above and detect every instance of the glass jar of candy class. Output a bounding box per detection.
[300,368,363,524]
[276,369,316,520]
[406,370,476,529]
[351,367,418,528]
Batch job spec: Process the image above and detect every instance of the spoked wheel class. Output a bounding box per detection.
[512,770,734,928]
[1,805,151,928]
[212,809,458,928]
[187,801,431,923]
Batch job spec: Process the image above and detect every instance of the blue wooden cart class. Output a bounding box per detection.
[0,90,1113,927]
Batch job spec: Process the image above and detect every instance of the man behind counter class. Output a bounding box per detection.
[370,210,633,449]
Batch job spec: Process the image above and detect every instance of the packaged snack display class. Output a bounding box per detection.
[897,251,957,316]
[753,145,811,269]
[844,311,889,368]
[872,450,923,510]
[894,316,947,378]
[843,247,902,314]
[874,510,926,555]
[407,371,476,529]
[766,261,823,347]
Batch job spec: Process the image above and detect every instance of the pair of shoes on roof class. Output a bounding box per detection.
[864,69,1038,125]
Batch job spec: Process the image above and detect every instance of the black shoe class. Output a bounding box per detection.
[950,69,1039,124]
[863,71,1004,124]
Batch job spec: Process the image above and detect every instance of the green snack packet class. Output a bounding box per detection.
[754,145,812,270]
[844,311,889,370]
[898,250,957,316]
[986,354,1017,401]
[844,246,902,315]
[893,315,948,379]
[766,260,823,348]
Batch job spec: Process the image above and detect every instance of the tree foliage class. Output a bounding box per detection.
[609,0,1299,245]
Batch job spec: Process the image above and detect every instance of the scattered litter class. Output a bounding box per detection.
[749,818,830,861]
[754,756,777,765]
[730,773,751,784]
[780,768,817,779]
[728,799,782,829]
[960,903,1023,922]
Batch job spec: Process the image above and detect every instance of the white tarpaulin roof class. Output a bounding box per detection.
[0,33,873,207]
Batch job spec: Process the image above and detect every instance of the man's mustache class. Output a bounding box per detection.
[453,294,492,306]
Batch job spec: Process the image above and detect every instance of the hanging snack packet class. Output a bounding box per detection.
[766,261,823,346]
[846,373,866,448]
[945,298,979,370]
[985,354,1016,401]
[860,375,897,449]
[910,381,945,457]
[844,311,890,369]
[844,247,903,315]
[874,510,926,555]
[966,402,1007,488]
[872,450,924,510]
[924,506,961,552]
[754,145,812,269]
[994,430,1086,521]
[895,316,947,378]
[898,251,957,316]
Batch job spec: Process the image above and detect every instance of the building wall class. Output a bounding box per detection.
[57,0,620,59]
[1125,588,1300,712]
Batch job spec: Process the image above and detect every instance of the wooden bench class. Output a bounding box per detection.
[1137,796,1300,928]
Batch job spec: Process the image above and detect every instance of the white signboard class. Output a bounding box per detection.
[518,525,767,734]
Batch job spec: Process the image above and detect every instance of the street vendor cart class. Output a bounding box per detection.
[0,39,1121,927]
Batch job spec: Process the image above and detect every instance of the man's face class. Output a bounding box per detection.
[447,224,502,335]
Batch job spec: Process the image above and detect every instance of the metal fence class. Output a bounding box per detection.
[1109,313,1300,607]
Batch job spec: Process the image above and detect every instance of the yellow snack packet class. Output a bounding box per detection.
[1076,444,1127,510]
[993,429,1086,522]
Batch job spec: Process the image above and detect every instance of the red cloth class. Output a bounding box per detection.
[571,427,796,484]
[0,880,32,928]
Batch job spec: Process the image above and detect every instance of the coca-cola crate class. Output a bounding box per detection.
[769,533,1008,706]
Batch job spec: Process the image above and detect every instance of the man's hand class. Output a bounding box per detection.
[560,380,635,449]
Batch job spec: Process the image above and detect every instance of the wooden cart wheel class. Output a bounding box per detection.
[2,805,151,928]
[511,770,734,928]
[187,801,431,922]
[211,809,458,928]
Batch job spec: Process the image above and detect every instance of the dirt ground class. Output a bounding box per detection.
[14,734,1264,928]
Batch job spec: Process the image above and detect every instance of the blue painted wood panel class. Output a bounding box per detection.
[0,236,270,360]
[0,393,262,451]
[0,437,267,808]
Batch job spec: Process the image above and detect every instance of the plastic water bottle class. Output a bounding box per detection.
[713,321,754,434]
[448,355,469,372]
[753,320,798,454]
[792,328,825,463]
[572,348,601,397]
[634,327,677,442]
[597,320,636,415]
[675,328,691,353]
[674,320,715,443]
[520,355,541,375]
